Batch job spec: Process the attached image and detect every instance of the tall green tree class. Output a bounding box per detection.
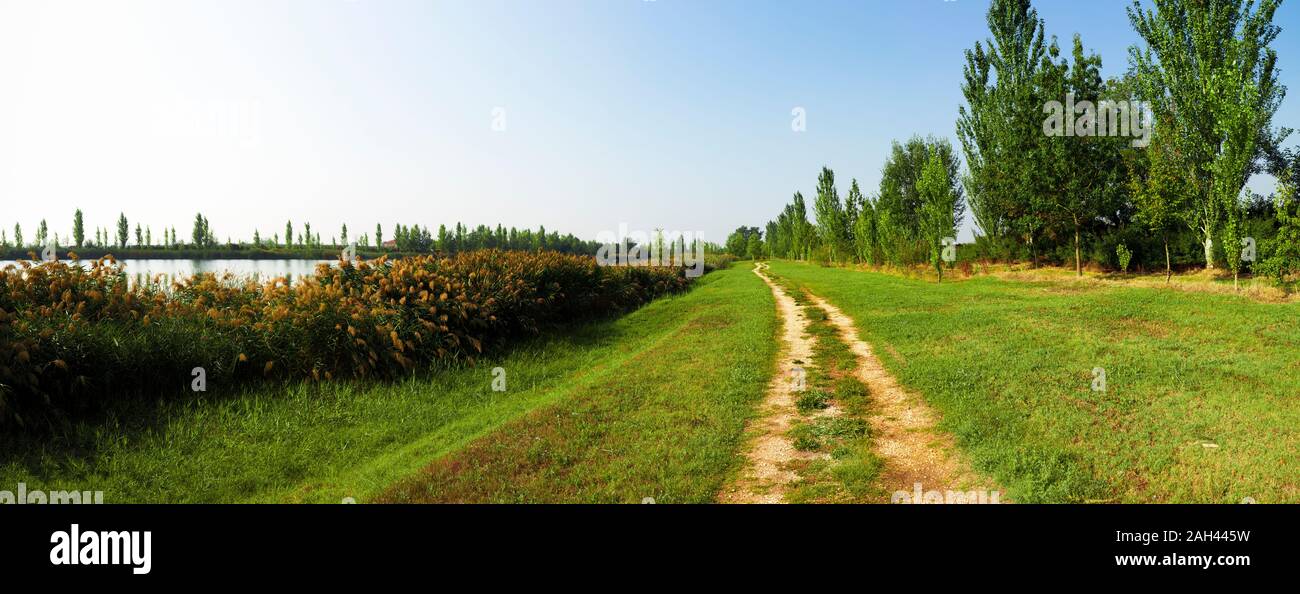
[919,153,960,283]
[958,0,1047,259]
[1129,118,1191,281]
[876,136,966,266]
[764,220,779,257]
[844,178,864,250]
[725,227,760,258]
[853,194,880,264]
[1039,35,1128,276]
[1128,0,1289,269]
[1221,191,1249,289]
[778,207,796,258]
[812,167,849,262]
[116,213,129,249]
[72,209,84,248]
[192,213,206,247]
[1257,167,1300,286]
[790,192,814,260]
[746,233,764,260]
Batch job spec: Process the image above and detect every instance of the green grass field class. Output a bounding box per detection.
[7,258,1293,504]
[766,260,1300,503]
[0,266,776,503]
[378,265,776,503]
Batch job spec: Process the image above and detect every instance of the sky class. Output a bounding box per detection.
[2,0,1300,245]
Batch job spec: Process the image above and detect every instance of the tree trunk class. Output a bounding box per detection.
[1203,229,1215,270]
[1028,233,1036,269]
[1074,222,1082,277]
[1163,235,1171,284]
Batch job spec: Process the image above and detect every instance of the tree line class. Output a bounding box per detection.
[2,212,602,257]
[731,0,1300,288]
[736,138,965,282]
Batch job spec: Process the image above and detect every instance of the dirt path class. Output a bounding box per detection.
[719,263,823,503]
[805,293,1001,503]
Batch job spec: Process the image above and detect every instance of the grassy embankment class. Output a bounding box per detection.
[0,265,776,503]
[766,260,1299,503]
[377,264,777,503]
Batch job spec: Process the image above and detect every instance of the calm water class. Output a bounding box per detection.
[1,258,334,282]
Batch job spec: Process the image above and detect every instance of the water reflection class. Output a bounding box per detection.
[1,258,337,289]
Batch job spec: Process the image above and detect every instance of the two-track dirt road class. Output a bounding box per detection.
[722,262,999,504]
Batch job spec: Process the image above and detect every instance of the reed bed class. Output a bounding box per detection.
[0,250,693,425]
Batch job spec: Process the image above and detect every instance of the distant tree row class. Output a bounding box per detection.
[736,136,964,281]
[1,212,601,257]
[395,222,597,254]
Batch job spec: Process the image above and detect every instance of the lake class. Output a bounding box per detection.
[1,258,335,282]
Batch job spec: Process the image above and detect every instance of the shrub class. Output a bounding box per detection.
[1116,243,1133,273]
[704,253,737,271]
[811,244,834,267]
[0,250,695,425]
[1257,182,1300,288]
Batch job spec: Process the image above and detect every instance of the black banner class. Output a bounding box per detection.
[1,504,1291,583]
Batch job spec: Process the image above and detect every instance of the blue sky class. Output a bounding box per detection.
[2,0,1299,245]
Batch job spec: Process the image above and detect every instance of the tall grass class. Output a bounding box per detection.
[0,250,692,426]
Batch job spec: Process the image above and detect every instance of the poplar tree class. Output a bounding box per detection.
[73,209,84,248]
[813,167,848,262]
[854,193,879,265]
[919,153,959,283]
[789,192,813,260]
[958,0,1047,260]
[1128,0,1288,269]
[192,213,206,247]
[116,213,129,248]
